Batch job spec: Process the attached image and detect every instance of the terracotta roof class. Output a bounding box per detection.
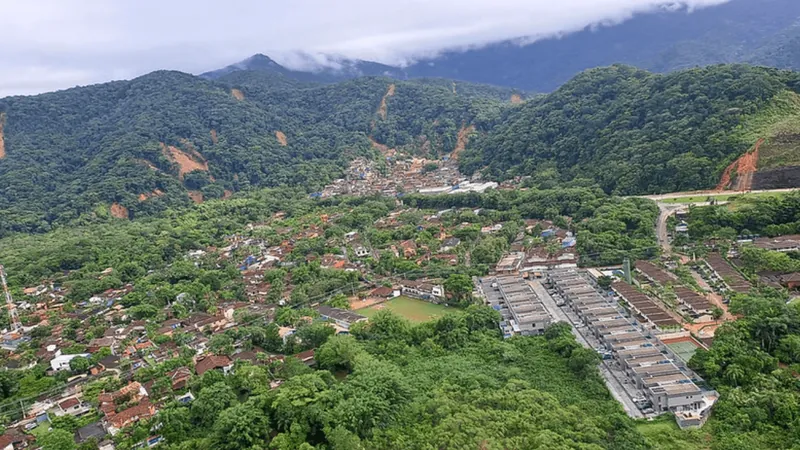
[108,400,156,429]
[194,355,233,375]
[59,397,80,410]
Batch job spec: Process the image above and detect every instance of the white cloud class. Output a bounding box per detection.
[0,0,729,96]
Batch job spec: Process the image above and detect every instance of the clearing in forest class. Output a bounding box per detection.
[275,131,288,146]
[369,136,396,157]
[188,191,204,204]
[231,88,245,101]
[138,189,165,202]
[160,142,209,179]
[0,112,6,159]
[510,94,523,104]
[210,129,218,145]
[359,296,453,323]
[377,84,396,120]
[716,139,762,191]
[110,203,129,219]
[450,125,476,160]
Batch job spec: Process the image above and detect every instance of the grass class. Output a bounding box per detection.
[636,416,711,450]
[733,90,800,170]
[359,296,454,323]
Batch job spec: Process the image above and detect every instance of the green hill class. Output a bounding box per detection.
[0,71,512,236]
[460,65,800,195]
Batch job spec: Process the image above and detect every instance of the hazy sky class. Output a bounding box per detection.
[1,0,729,97]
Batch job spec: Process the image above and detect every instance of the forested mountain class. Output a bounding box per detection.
[0,70,515,236]
[206,0,800,93]
[460,64,800,195]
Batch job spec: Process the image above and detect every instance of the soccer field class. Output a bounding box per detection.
[359,296,454,323]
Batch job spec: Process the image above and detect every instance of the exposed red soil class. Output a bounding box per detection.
[231,89,245,101]
[223,190,233,199]
[137,189,165,202]
[275,131,288,146]
[450,125,475,160]
[136,159,160,172]
[510,94,523,104]
[210,129,218,145]
[110,203,129,219]
[188,191,204,204]
[736,139,762,191]
[377,84,396,120]
[716,139,763,191]
[369,137,396,157]
[160,142,209,179]
[0,112,6,159]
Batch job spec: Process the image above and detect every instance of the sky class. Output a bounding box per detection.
[1,0,729,97]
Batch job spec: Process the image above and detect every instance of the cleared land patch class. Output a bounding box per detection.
[231,88,245,101]
[110,203,129,219]
[451,125,475,160]
[275,131,288,146]
[510,94,523,104]
[377,83,396,120]
[160,142,209,179]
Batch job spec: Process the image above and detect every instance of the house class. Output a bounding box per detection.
[106,400,157,434]
[55,397,92,417]
[440,237,461,252]
[91,355,121,376]
[194,355,233,376]
[783,273,800,290]
[294,349,316,367]
[400,280,445,302]
[167,367,193,391]
[369,286,398,300]
[50,353,90,372]
[353,245,370,258]
[317,306,368,330]
[88,337,118,354]
[754,235,800,252]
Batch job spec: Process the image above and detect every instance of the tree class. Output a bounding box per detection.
[212,403,272,450]
[295,323,335,350]
[596,276,613,290]
[444,274,474,305]
[208,334,234,356]
[69,356,90,374]
[712,306,725,321]
[328,294,351,310]
[317,335,363,372]
[191,382,237,427]
[38,429,76,450]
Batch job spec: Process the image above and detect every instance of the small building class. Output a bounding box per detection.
[194,355,233,376]
[75,422,108,444]
[316,306,368,330]
[401,280,445,302]
[50,353,91,372]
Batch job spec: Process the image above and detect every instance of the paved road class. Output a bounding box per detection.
[530,281,645,419]
[638,187,798,201]
[656,204,683,254]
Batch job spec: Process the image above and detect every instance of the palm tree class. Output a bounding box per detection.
[725,363,746,386]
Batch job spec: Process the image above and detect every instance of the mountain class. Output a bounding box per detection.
[201,53,406,84]
[207,0,800,92]
[0,70,517,236]
[404,0,800,91]
[460,64,800,195]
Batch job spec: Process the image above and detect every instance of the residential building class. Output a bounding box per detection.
[316,306,368,330]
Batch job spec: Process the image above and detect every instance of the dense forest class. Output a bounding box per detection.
[461,65,800,195]
[0,70,511,236]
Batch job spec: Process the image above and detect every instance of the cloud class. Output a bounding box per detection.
[0,0,729,97]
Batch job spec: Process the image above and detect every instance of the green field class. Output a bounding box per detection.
[636,417,710,450]
[359,296,454,323]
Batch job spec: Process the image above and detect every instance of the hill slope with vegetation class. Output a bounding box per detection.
[0,71,513,236]
[461,65,800,195]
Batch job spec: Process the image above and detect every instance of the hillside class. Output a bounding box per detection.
[0,71,513,236]
[460,64,800,195]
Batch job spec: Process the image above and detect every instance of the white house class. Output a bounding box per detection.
[50,353,91,372]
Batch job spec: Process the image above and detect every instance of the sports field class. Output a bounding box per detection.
[359,296,453,323]
[665,340,701,363]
